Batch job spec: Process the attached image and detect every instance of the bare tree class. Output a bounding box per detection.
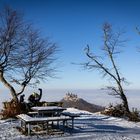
[83,23,130,114]
[0,7,57,102]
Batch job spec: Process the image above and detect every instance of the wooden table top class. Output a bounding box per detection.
[31,106,66,112]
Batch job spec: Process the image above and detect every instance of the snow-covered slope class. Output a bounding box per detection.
[0,108,140,140]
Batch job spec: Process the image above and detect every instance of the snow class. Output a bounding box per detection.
[0,108,140,140]
[17,114,71,122]
[17,114,32,122]
[31,106,63,111]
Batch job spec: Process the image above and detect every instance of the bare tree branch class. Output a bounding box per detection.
[0,7,58,101]
[83,23,130,114]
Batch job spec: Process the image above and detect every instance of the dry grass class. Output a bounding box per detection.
[1,100,27,119]
[102,104,140,122]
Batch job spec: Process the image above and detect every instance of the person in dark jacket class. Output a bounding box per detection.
[28,88,42,107]
[20,94,25,103]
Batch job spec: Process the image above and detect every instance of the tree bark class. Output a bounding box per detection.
[117,81,130,114]
[0,71,18,102]
[120,89,130,114]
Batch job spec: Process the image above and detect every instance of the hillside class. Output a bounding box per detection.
[61,93,105,113]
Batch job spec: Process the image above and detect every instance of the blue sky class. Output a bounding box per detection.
[0,0,140,90]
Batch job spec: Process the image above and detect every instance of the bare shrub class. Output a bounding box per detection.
[128,108,140,122]
[102,104,127,117]
[102,104,140,122]
[1,100,28,119]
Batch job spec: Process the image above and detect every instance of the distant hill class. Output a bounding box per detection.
[61,93,105,113]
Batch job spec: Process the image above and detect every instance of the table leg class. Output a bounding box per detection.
[24,122,26,133]
[20,120,22,128]
[27,123,31,135]
[46,122,49,134]
[72,117,74,129]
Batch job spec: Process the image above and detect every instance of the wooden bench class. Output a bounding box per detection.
[27,111,38,117]
[17,114,72,135]
[42,102,63,107]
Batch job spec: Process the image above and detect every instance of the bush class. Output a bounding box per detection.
[1,100,28,119]
[102,104,140,122]
[128,108,140,122]
[102,104,126,117]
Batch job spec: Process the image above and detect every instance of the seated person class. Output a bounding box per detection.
[28,88,42,108]
[20,94,25,103]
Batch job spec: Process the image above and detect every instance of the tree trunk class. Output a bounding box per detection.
[0,72,18,102]
[117,81,130,114]
[121,92,130,114]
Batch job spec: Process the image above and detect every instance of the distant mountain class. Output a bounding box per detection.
[61,93,105,113]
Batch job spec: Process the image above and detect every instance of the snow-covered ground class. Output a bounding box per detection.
[0,108,140,140]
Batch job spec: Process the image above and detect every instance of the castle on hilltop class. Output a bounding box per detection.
[64,92,78,102]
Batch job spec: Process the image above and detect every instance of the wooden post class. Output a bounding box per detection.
[72,117,74,129]
[27,123,31,135]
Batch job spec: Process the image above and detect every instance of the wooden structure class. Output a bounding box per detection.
[61,112,80,129]
[17,106,80,135]
[17,114,72,135]
[42,102,63,107]
[31,106,66,117]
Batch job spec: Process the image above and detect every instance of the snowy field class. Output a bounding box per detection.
[0,108,140,140]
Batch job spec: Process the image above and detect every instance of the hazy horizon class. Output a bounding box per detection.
[0,88,140,110]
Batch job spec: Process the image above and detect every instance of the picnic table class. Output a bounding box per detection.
[17,114,72,135]
[61,112,80,129]
[17,106,80,135]
[31,106,66,117]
